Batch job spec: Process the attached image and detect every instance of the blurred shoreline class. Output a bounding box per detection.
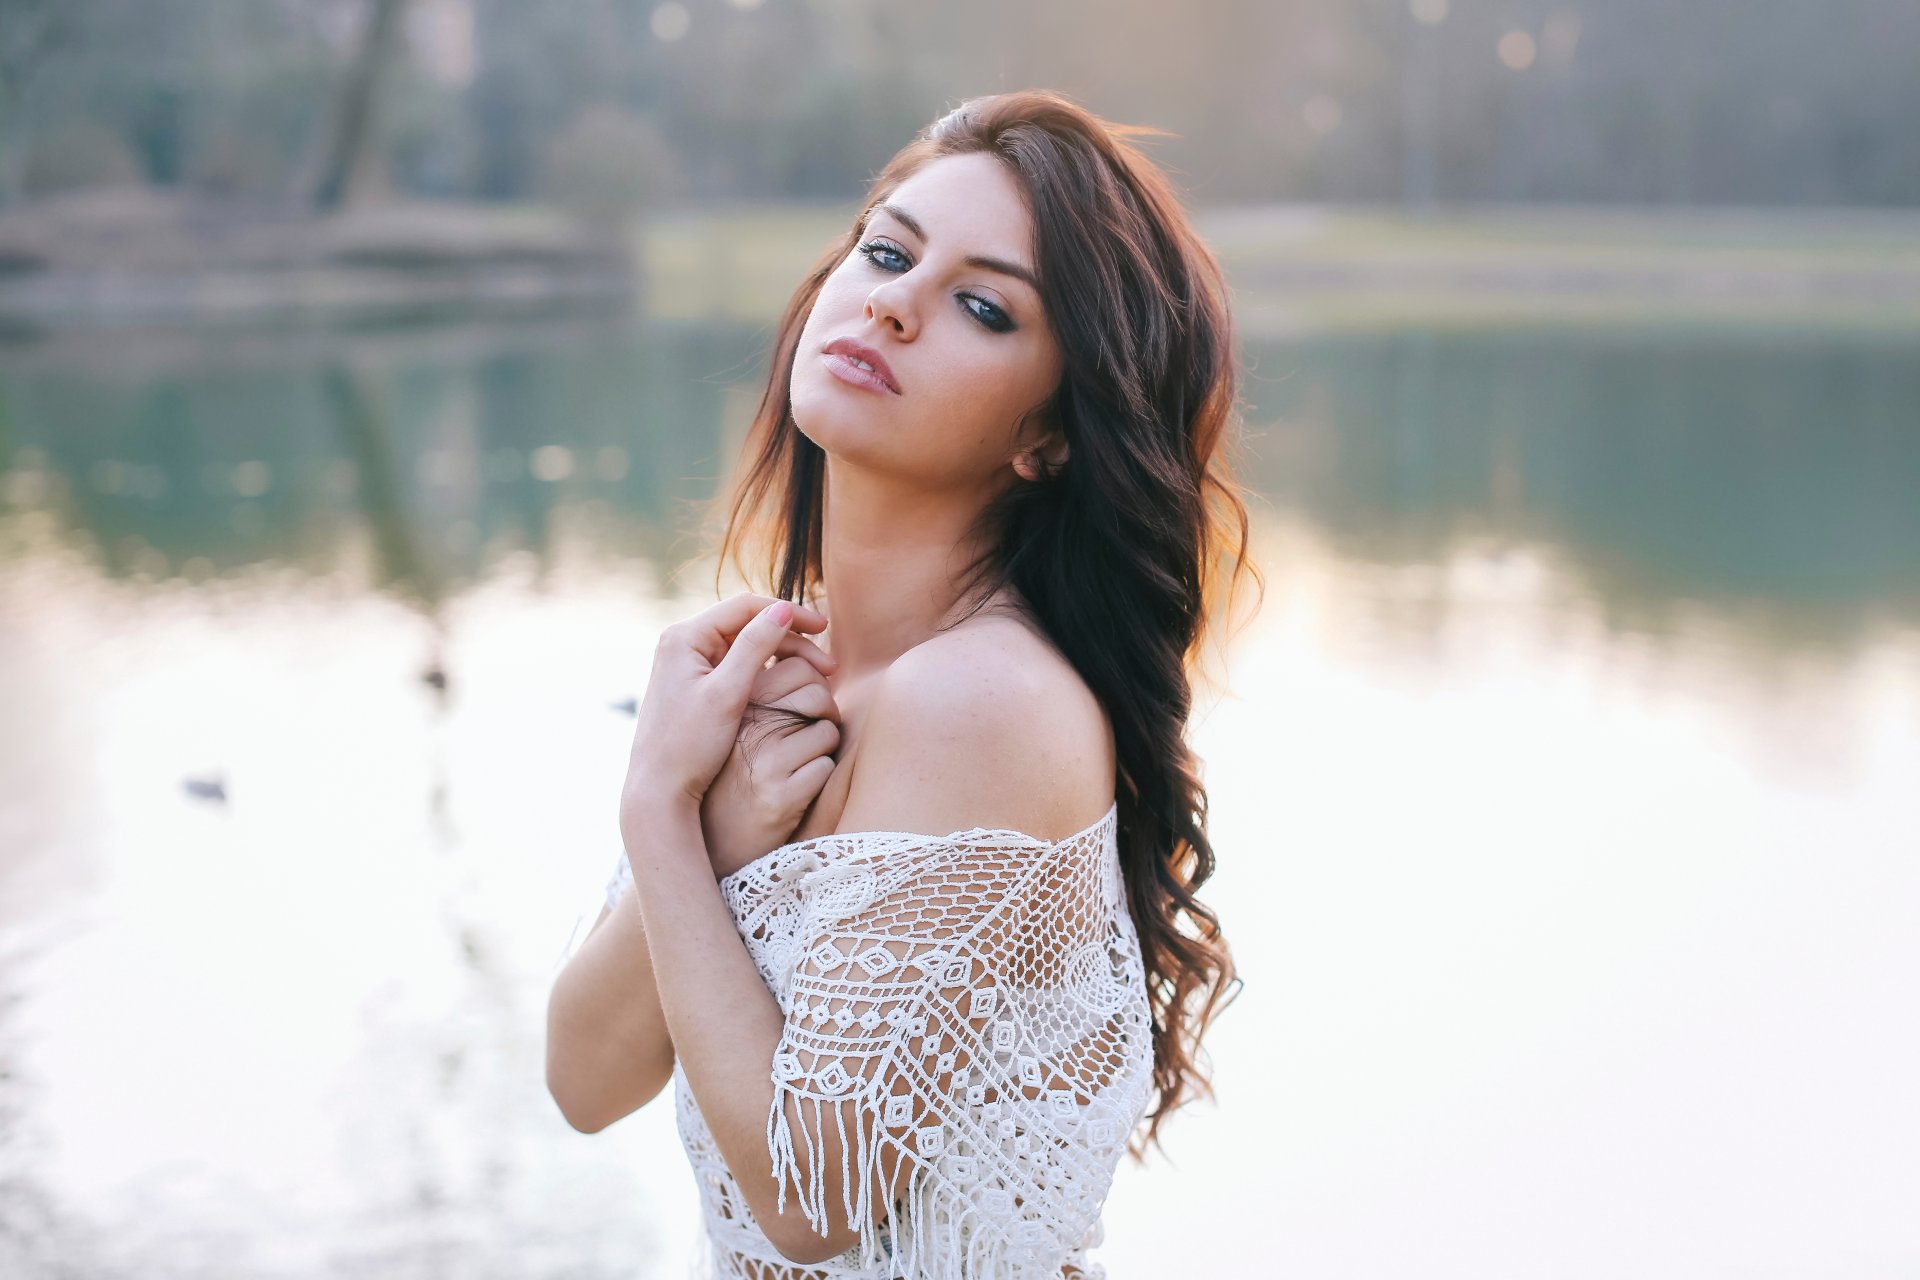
[5,190,1915,339]
[0,188,634,333]
[642,200,1920,333]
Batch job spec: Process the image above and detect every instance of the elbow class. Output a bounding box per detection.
[546,1063,613,1134]
[544,1010,611,1133]
[752,1102,877,1262]
[765,1222,857,1268]
[754,1190,865,1266]
[556,1105,608,1135]
[544,1023,663,1134]
[546,1052,670,1134]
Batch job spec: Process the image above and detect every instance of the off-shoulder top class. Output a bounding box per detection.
[598,802,1150,1279]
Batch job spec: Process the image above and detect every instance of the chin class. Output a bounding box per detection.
[789,369,878,454]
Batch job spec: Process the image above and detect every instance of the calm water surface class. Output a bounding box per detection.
[1,313,1917,1278]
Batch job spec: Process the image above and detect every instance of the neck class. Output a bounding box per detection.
[810,457,1007,680]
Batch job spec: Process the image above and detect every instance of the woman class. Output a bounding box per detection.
[547,90,1257,1278]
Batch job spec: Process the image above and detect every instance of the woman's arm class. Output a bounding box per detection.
[625,791,870,1264]
[626,643,1105,1266]
[545,884,676,1132]
[547,597,837,1134]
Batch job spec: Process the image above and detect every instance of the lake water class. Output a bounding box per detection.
[2,311,1917,1278]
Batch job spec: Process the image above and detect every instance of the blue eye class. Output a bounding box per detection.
[856,240,910,273]
[961,296,1014,333]
[855,239,1018,334]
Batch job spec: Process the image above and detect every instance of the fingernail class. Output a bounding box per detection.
[771,601,793,626]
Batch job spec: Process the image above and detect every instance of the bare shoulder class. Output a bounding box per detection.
[834,611,1115,844]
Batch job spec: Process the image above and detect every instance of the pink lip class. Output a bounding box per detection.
[821,337,901,395]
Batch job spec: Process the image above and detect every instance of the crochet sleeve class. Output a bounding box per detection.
[762,829,1132,1273]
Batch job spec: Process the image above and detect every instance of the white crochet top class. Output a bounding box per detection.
[601,802,1152,1279]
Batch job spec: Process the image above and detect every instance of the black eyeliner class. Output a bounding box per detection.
[856,239,1017,334]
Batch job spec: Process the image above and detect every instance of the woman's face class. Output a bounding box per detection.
[789,151,1065,493]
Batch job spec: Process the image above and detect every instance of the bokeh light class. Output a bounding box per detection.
[1303,94,1344,137]
[650,2,690,42]
[1499,29,1539,70]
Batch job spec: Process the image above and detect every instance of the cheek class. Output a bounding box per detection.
[975,348,1059,431]
[809,267,867,328]
[791,275,856,388]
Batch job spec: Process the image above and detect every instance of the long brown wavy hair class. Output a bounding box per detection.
[707,89,1261,1153]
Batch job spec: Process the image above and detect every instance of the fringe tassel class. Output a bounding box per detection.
[767,1077,892,1269]
[768,1068,1036,1278]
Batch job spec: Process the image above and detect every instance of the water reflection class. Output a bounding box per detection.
[0,314,1916,1276]
[1243,327,1920,647]
[5,320,1915,649]
[0,314,757,595]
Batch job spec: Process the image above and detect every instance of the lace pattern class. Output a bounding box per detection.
[602,805,1151,1278]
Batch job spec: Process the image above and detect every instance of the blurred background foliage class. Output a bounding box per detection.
[2,0,1917,213]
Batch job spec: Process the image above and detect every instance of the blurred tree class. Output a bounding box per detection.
[1,0,1917,210]
[20,118,142,195]
[0,0,89,204]
[313,0,409,210]
[543,104,681,225]
[0,0,79,114]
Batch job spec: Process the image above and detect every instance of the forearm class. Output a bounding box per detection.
[627,790,857,1259]
[545,887,676,1132]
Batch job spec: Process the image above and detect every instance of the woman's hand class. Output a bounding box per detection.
[701,654,844,878]
[621,594,832,852]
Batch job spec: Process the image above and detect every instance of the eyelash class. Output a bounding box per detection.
[855,239,1016,334]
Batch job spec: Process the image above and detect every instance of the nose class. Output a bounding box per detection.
[864,278,917,340]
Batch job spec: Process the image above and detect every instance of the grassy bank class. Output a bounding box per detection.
[642,203,1920,334]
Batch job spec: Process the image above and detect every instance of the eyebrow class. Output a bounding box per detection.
[870,202,1042,295]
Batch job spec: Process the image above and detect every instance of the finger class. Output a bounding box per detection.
[694,597,830,674]
[782,681,839,724]
[768,630,839,678]
[758,716,842,773]
[792,715,842,759]
[751,680,837,727]
[698,593,828,651]
[711,599,806,709]
[787,752,837,800]
[749,655,810,705]
[757,654,835,705]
